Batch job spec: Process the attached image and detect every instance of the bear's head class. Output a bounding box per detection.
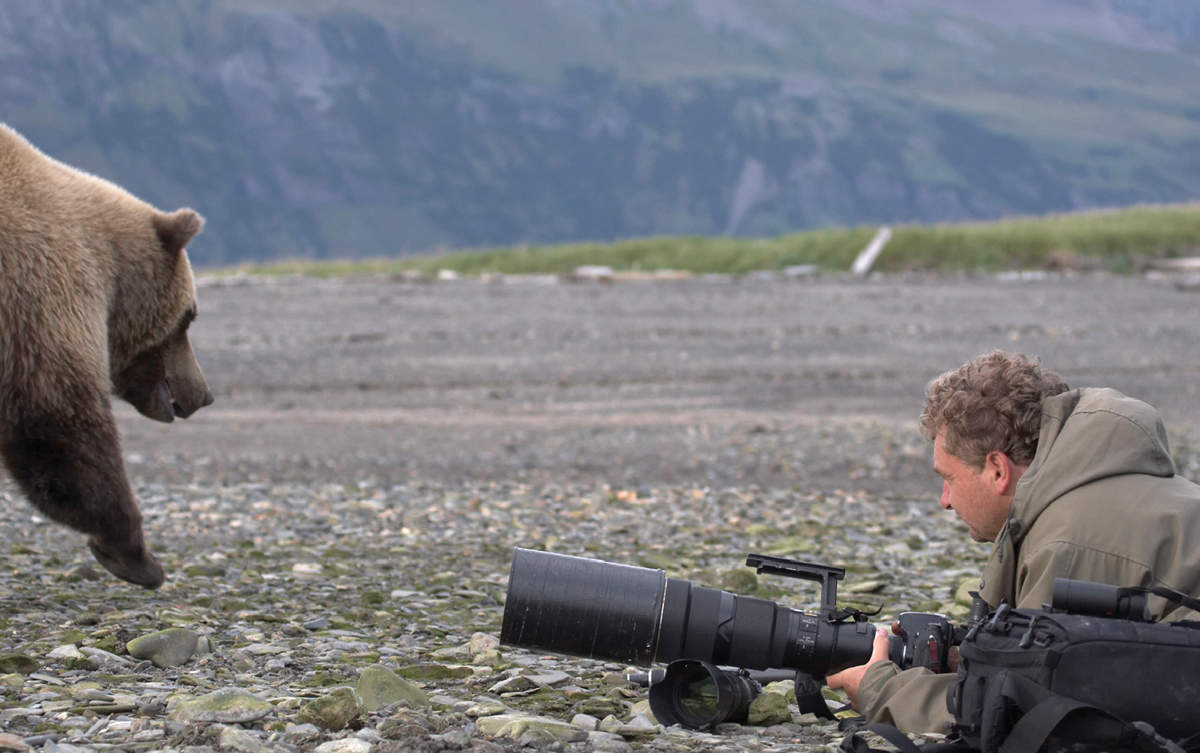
[109,207,213,423]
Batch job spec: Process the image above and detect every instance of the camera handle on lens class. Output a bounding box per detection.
[745,554,847,618]
[744,555,875,720]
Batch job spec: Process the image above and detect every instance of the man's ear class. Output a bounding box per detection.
[985,451,1021,495]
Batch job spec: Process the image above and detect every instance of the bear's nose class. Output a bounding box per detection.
[202,390,214,408]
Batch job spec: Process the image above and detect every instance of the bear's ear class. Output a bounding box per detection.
[154,208,205,256]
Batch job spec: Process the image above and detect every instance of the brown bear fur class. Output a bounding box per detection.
[0,123,212,588]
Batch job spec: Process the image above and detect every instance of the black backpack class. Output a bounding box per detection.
[843,585,1200,753]
[949,602,1200,752]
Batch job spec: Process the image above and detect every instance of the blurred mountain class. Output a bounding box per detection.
[4,0,1200,266]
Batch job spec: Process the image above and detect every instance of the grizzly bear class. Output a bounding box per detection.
[0,123,212,588]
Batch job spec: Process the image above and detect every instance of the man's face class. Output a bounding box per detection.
[933,429,1011,542]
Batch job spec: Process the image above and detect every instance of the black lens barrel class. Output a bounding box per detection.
[501,548,877,676]
[1052,577,1149,621]
[501,547,668,664]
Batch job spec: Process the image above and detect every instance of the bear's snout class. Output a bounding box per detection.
[171,383,213,419]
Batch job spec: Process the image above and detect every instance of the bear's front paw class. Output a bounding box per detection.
[88,539,166,589]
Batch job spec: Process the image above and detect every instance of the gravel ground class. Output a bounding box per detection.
[2,271,1199,753]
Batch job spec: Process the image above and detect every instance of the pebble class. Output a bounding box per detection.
[314,739,373,753]
[297,687,364,730]
[356,664,428,711]
[78,647,131,670]
[0,732,30,752]
[216,725,274,753]
[0,476,999,752]
[169,687,274,723]
[0,655,37,675]
[46,645,84,662]
[475,713,588,743]
[126,627,200,668]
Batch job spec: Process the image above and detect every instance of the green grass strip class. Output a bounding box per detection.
[221,202,1200,278]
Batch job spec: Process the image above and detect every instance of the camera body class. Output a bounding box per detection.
[887,611,957,673]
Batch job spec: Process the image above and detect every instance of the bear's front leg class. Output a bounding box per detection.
[1,401,166,588]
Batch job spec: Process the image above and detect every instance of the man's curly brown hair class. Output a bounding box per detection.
[919,350,1069,469]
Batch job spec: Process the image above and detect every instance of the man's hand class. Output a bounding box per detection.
[825,626,891,710]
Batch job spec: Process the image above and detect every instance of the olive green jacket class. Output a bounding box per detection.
[857,388,1200,733]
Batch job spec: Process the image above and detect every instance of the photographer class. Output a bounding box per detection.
[827,350,1200,733]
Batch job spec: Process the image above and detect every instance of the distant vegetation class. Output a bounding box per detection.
[227,203,1200,278]
[9,3,1200,265]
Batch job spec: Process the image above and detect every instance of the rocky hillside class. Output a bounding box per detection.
[4,0,1200,266]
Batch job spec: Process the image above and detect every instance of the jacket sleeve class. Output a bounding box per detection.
[856,661,956,734]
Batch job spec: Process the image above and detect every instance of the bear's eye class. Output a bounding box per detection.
[177,307,197,333]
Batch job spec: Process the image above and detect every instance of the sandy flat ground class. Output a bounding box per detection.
[112,272,1200,497]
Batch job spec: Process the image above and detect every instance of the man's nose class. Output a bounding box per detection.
[940,482,952,509]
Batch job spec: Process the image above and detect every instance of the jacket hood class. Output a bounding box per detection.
[1007,387,1176,543]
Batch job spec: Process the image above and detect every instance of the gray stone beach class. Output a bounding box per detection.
[2,272,1198,752]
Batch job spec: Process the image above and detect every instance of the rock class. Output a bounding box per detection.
[216,725,274,753]
[314,739,372,753]
[297,687,364,730]
[78,646,132,670]
[598,713,660,738]
[42,743,94,753]
[396,663,474,681]
[525,669,571,686]
[571,712,600,730]
[487,675,537,694]
[746,691,791,726]
[47,645,85,662]
[468,632,499,656]
[0,674,22,689]
[588,730,635,753]
[284,723,322,743]
[0,732,31,752]
[472,648,502,666]
[843,578,887,594]
[127,627,200,668]
[598,715,623,734]
[475,713,587,743]
[0,654,38,674]
[169,687,274,723]
[356,664,429,711]
[575,696,625,718]
[429,644,471,662]
[431,728,471,746]
[466,699,508,717]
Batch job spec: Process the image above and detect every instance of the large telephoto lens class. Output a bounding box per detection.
[501,548,876,675]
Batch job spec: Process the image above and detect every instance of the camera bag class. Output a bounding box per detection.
[842,590,1200,753]
[947,603,1200,752]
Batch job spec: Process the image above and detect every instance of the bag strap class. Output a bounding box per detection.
[840,723,974,753]
[998,690,1185,753]
[794,671,835,720]
[1142,585,1200,615]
